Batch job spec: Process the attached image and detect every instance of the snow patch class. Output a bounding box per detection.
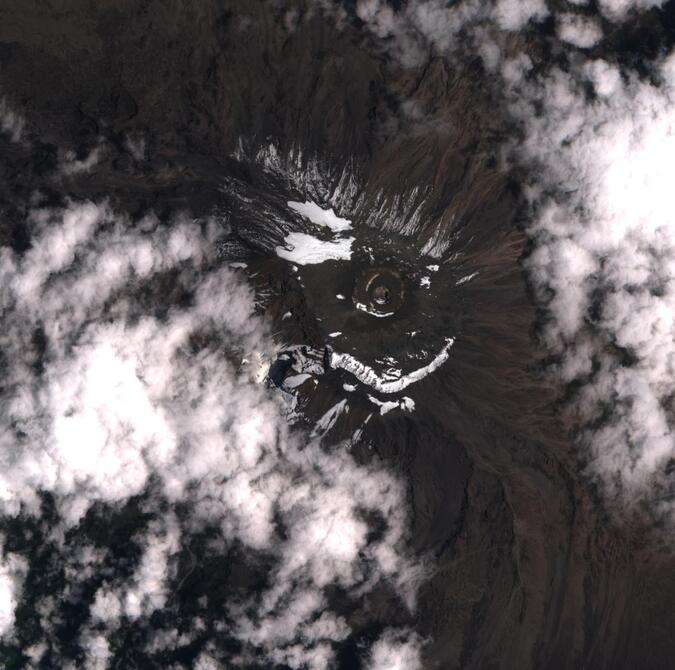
[368,396,416,415]
[311,399,349,438]
[456,272,479,285]
[330,339,454,394]
[276,232,354,265]
[283,374,312,390]
[288,200,352,233]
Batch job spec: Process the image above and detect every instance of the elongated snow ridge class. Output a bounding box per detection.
[329,338,455,394]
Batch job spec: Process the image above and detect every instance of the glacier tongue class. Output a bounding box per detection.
[329,338,455,394]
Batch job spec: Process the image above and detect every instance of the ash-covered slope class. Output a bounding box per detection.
[0,1,674,669]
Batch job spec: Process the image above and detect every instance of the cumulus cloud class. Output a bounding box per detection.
[492,0,549,31]
[349,0,661,71]
[194,651,224,670]
[121,515,181,619]
[556,13,603,48]
[0,536,28,638]
[367,629,423,670]
[596,0,664,21]
[350,0,569,69]
[0,198,422,666]
[80,633,111,670]
[501,52,675,523]
[352,0,486,66]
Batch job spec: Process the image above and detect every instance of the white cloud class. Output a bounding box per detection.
[504,53,675,521]
[353,0,551,67]
[122,515,180,619]
[349,0,662,77]
[351,0,486,67]
[356,0,397,38]
[90,588,122,624]
[0,199,422,665]
[0,536,28,638]
[367,629,423,670]
[24,641,48,667]
[556,13,603,48]
[194,651,224,670]
[597,0,664,20]
[492,0,549,31]
[288,200,352,232]
[80,632,111,670]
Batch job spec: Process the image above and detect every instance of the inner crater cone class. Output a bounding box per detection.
[354,267,405,316]
[372,285,390,305]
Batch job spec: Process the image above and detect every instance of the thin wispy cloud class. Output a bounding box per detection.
[0,96,26,144]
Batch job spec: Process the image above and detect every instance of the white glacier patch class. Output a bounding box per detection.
[277,200,354,265]
[368,395,416,415]
[276,232,354,265]
[329,338,455,394]
[311,399,348,438]
[287,200,352,233]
